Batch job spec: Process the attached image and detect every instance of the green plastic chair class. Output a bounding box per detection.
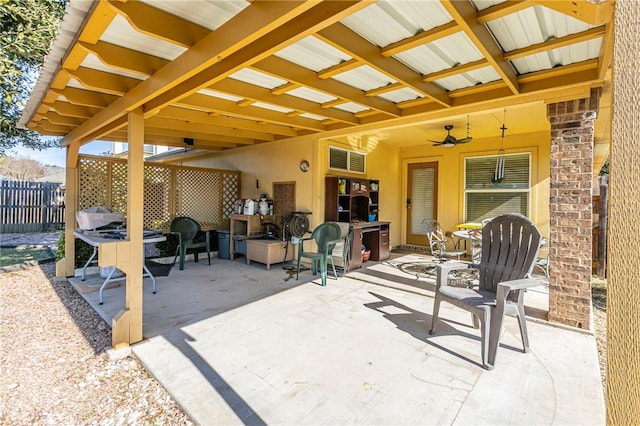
[296,222,342,286]
[170,216,211,270]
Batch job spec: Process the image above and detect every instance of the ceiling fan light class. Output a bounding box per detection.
[442,141,455,148]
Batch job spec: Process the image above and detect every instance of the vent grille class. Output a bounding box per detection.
[329,147,365,173]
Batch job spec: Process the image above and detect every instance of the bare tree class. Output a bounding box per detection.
[0,155,45,181]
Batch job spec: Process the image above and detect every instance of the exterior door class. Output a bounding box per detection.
[406,162,438,245]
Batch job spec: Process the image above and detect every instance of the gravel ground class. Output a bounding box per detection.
[0,233,192,425]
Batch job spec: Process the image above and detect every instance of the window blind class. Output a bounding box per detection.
[464,153,530,221]
[411,167,435,235]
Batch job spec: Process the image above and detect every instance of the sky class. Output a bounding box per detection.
[10,140,115,167]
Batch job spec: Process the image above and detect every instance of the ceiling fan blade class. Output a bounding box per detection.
[456,137,473,144]
[431,142,443,146]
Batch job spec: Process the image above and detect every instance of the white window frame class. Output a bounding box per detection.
[463,152,531,222]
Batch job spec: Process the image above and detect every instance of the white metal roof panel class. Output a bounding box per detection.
[333,102,369,114]
[377,87,423,104]
[433,66,502,91]
[275,36,352,72]
[285,87,336,104]
[511,39,603,74]
[100,14,186,61]
[299,113,327,121]
[252,102,293,114]
[229,68,286,89]
[80,54,146,80]
[486,5,595,52]
[394,32,483,75]
[332,65,396,91]
[198,89,242,102]
[340,0,452,47]
[138,0,249,31]
[471,0,507,12]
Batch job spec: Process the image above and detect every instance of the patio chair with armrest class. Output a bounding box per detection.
[429,214,543,370]
[296,221,342,286]
[423,219,466,262]
[170,216,212,271]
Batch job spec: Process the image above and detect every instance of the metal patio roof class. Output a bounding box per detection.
[19,0,613,153]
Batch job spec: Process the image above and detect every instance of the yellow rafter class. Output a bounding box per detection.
[503,26,607,62]
[253,56,399,117]
[441,0,520,95]
[381,22,460,57]
[62,0,323,146]
[316,23,452,108]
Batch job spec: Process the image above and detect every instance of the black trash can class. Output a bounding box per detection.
[217,229,230,259]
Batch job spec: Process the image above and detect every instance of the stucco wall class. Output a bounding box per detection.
[608,0,640,420]
[399,130,551,239]
[184,129,553,250]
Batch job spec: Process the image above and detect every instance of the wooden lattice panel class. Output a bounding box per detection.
[144,165,172,230]
[77,155,240,231]
[175,168,221,228]
[78,158,108,209]
[110,162,128,218]
[223,173,240,220]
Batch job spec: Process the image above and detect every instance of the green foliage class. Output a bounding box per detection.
[0,0,67,153]
[56,232,94,268]
[0,245,52,266]
[598,156,609,176]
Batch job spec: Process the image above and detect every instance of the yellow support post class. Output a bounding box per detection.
[111,107,145,348]
[60,143,79,278]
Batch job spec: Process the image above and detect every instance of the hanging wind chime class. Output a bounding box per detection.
[492,109,507,183]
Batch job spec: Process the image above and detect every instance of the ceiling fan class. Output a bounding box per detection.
[430,118,473,147]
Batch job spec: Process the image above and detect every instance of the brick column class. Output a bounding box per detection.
[546,88,600,329]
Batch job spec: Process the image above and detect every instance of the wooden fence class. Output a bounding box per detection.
[0,180,65,233]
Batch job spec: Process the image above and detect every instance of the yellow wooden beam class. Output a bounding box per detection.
[177,92,326,132]
[46,101,99,119]
[79,1,117,44]
[52,87,118,108]
[422,59,489,83]
[61,1,322,146]
[321,99,347,109]
[79,41,168,77]
[210,78,358,124]
[236,99,254,107]
[518,59,598,84]
[533,0,613,26]
[253,56,400,117]
[476,0,531,24]
[503,26,607,62]
[42,112,82,126]
[365,83,405,97]
[63,67,141,95]
[441,0,520,95]
[317,23,452,108]
[381,21,459,57]
[157,105,299,137]
[145,116,274,142]
[271,82,301,95]
[598,22,614,81]
[317,59,360,79]
[79,115,128,145]
[107,0,210,48]
[145,2,369,115]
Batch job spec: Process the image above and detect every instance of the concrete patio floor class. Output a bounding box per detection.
[71,252,605,425]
